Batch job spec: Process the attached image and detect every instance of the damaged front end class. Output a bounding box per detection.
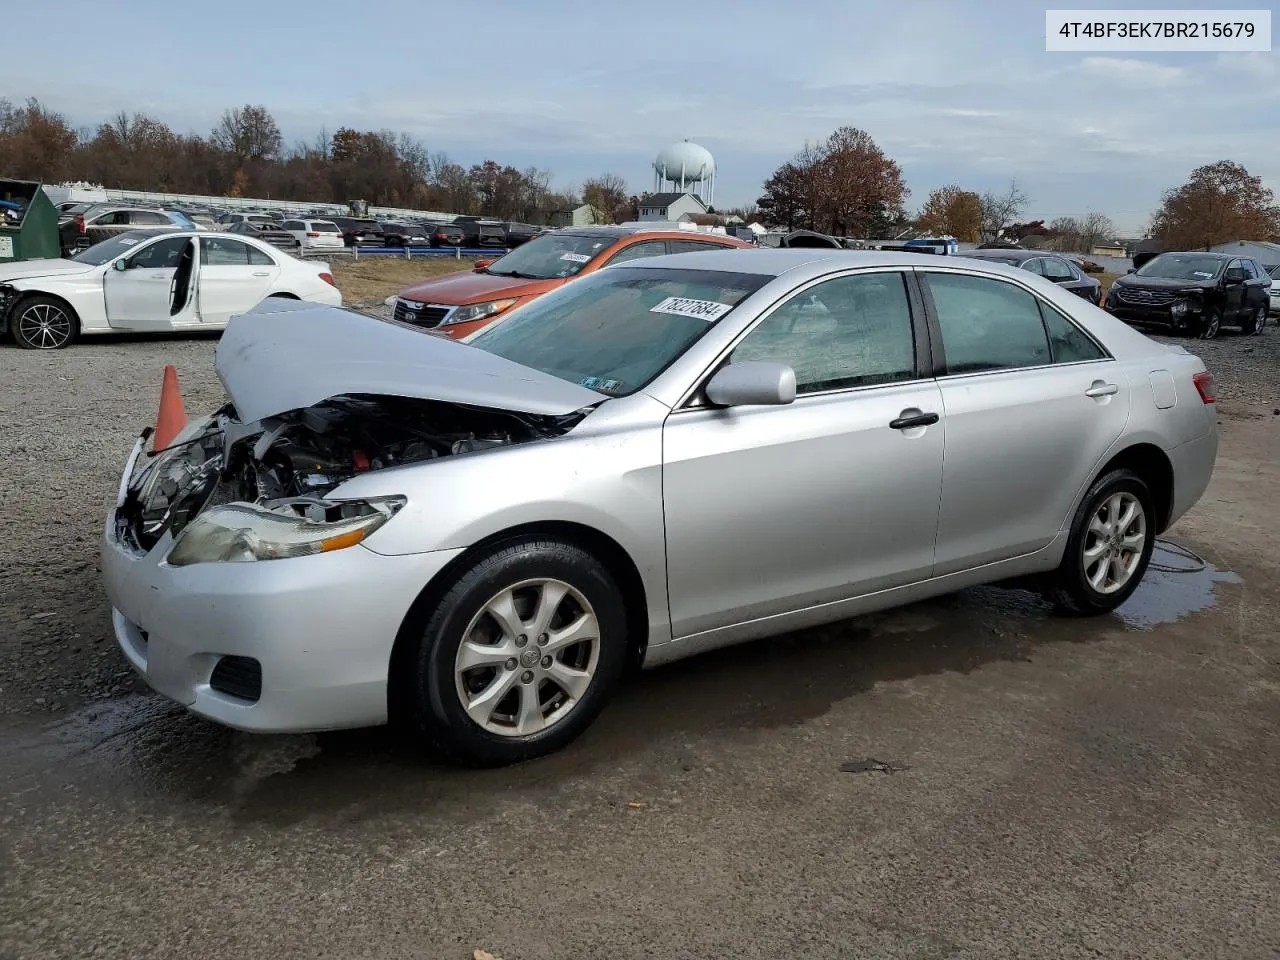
[115,395,584,561]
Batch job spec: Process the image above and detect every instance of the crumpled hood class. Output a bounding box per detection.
[215,299,602,423]
[0,258,96,282]
[1113,275,1212,293]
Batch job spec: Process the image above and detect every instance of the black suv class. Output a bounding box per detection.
[452,217,507,248]
[329,217,386,246]
[1106,251,1271,338]
[429,223,465,247]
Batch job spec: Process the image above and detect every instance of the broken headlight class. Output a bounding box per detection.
[166,496,405,566]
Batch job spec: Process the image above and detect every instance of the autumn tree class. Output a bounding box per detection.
[979,180,1029,242]
[916,185,981,241]
[582,173,629,224]
[0,98,79,181]
[758,130,905,236]
[1151,161,1280,250]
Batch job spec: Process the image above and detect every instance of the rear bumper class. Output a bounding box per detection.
[1166,429,1218,530]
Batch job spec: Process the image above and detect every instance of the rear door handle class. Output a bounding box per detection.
[889,411,940,430]
[1085,382,1119,397]
[252,271,270,277]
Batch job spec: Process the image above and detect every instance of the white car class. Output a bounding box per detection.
[1268,264,1279,316]
[0,230,343,350]
[280,218,346,252]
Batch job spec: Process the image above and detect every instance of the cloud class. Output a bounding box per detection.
[1077,57,1186,85]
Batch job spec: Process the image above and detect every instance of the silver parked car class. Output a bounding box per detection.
[102,251,1218,765]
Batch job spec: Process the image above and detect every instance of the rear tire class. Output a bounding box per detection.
[1043,468,1155,616]
[1197,308,1221,340]
[406,539,628,767]
[10,295,80,350]
[1246,303,1267,335]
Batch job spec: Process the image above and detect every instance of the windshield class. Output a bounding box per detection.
[482,232,615,279]
[70,233,162,265]
[1268,265,1280,279]
[468,266,770,396]
[1135,254,1225,281]
[165,210,197,229]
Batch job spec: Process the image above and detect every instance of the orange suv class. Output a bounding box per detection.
[390,225,754,338]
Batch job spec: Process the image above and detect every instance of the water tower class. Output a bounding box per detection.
[653,140,715,207]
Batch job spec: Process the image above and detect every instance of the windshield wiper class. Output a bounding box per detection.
[486,269,540,279]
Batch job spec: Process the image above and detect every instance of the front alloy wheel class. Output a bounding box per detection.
[454,578,600,737]
[12,297,78,350]
[406,538,628,766]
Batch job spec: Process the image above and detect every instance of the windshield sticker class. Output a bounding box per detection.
[650,296,733,322]
[117,237,139,245]
[560,252,591,263]
[1192,270,1214,278]
[579,376,623,392]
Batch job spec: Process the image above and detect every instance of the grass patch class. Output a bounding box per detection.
[329,256,475,305]
[1099,271,1122,299]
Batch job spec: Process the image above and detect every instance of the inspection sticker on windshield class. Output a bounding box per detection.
[1193,271,1214,278]
[560,252,591,263]
[650,296,732,321]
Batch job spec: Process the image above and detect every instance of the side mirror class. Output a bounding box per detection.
[113,258,128,271]
[473,258,496,271]
[1126,268,1135,274]
[705,362,797,407]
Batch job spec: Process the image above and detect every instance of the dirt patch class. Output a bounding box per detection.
[330,256,474,307]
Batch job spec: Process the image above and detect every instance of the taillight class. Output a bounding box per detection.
[1192,371,1215,404]
[319,272,336,286]
[76,214,85,233]
[307,232,320,238]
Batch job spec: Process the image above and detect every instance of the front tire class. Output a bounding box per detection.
[407,539,629,766]
[10,296,80,350]
[1043,468,1155,616]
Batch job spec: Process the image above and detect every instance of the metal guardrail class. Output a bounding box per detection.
[300,246,510,261]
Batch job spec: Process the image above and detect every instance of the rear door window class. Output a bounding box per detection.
[201,237,254,265]
[282,220,303,231]
[607,240,669,265]
[1039,301,1107,363]
[925,272,1052,373]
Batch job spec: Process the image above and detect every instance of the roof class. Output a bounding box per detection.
[554,223,736,239]
[960,248,1042,263]
[640,193,704,209]
[615,248,1039,278]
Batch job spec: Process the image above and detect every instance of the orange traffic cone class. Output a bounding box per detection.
[153,364,188,451]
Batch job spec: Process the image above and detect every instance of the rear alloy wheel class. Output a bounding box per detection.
[11,296,80,350]
[1044,468,1155,616]
[408,539,628,766]
[1246,303,1267,336]
[1197,308,1221,340]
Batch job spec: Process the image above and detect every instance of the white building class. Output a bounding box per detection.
[637,192,707,222]
[1208,239,1280,270]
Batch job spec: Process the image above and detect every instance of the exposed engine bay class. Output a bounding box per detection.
[116,395,583,552]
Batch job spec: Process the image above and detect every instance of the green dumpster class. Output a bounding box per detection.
[0,179,60,263]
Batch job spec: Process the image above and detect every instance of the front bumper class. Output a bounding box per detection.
[102,480,463,733]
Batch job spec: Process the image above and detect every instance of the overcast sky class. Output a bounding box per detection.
[3,0,1276,233]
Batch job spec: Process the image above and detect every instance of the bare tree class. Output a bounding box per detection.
[1079,212,1116,252]
[582,173,629,224]
[979,180,1029,242]
[211,105,283,161]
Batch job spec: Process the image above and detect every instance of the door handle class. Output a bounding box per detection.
[1085,382,1118,398]
[889,411,940,430]
[252,271,270,277]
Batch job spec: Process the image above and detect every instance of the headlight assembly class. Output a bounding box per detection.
[167,496,405,566]
[1170,300,1189,317]
[443,298,519,326]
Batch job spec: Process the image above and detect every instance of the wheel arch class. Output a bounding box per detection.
[1091,442,1174,532]
[387,520,651,720]
[5,288,82,330]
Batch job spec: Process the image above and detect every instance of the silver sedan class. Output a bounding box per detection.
[102,251,1219,765]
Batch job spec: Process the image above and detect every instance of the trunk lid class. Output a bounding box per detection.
[215,300,602,423]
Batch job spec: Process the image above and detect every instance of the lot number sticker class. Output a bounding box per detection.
[560,252,591,263]
[0,236,12,258]
[650,296,732,321]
